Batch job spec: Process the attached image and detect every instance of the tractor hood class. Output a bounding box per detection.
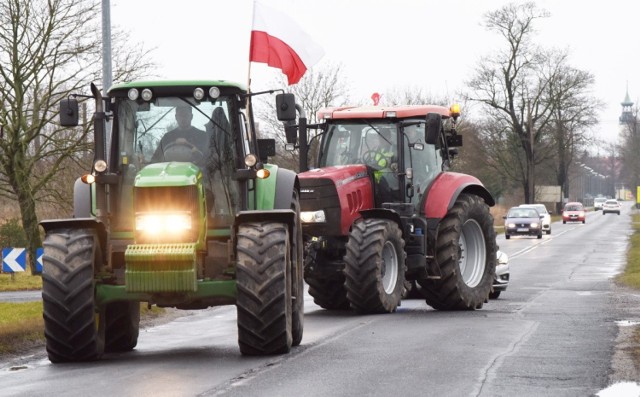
[298,164,374,236]
[135,162,201,188]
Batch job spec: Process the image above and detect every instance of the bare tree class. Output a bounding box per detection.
[545,62,600,203]
[0,0,154,272]
[255,62,351,171]
[466,2,560,204]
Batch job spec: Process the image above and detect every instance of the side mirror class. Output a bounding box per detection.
[60,98,79,126]
[425,113,441,146]
[276,93,297,121]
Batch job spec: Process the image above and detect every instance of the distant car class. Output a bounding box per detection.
[519,204,552,234]
[490,250,509,299]
[594,197,607,211]
[602,199,621,215]
[503,206,543,239]
[562,202,586,224]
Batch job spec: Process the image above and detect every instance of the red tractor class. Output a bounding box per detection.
[276,96,496,313]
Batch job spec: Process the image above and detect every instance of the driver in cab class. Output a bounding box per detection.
[151,105,208,164]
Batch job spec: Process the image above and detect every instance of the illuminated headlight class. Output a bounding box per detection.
[507,223,516,228]
[135,212,192,233]
[300,210,326,223]
[385,111,397,118]
[530,222,539,228]
[579,211,585,217]
[94,159,108,172]
[256,168,270,179]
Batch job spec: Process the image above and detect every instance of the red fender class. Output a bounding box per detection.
[423,172,495,219]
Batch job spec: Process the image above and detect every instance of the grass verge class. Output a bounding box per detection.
[0,301,166,360]
[616,213,640,364]
[0,270,42,291]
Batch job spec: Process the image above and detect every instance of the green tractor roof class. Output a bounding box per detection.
[108,80,247,94]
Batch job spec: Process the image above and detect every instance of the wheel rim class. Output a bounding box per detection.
[381,240,399,294]
[458,219,486,287]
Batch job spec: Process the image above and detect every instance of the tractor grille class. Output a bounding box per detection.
[125,243,197,292]
[300,178,341,236]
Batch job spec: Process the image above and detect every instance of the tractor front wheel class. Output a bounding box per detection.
[42,229,105,363]
[236,222,292,355]
[105,301,140,353]
[421,193,497,310]
[344,219,406,313]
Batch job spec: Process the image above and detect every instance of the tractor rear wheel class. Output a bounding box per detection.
[236,222,292,355]
[421,194,496,310]
[105,301,140,352]
[344,218,406,313]
[42,229,105,363]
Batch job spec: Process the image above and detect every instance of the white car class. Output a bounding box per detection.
[594,197,607,211]
[519,204,552,235]
[490,250,509,299]
[602,199,621,215]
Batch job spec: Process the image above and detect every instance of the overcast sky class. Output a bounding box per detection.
[110,0,639,146]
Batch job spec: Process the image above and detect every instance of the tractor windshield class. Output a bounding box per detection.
[114,97,240,229]
[318,121,397,169]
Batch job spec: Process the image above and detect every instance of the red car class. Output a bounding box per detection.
[562,202,586,224]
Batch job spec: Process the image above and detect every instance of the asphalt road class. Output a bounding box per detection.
[0,202,638,396]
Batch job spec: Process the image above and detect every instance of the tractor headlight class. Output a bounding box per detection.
[94,159,108,173]
[300,210,326,223]
[135,212,192,234]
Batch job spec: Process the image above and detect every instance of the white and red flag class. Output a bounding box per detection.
[249,1,325,85]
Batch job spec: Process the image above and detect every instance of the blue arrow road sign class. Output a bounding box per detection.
[2,248,26,273]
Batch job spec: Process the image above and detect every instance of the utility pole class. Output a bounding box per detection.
[101,0,112,93]
[101,0,112,156]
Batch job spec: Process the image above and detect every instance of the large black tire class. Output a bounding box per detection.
[41,229,105,363]
[304,245,350,310]
[420,194,496,310]
[236,222,292,355]
[105,301,140,353]
[290,191,304,347]
[344,219,406,314]
[306,273,350,310]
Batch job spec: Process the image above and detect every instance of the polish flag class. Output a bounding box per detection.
[249,1,325,85]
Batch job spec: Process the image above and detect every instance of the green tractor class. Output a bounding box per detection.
[40,81,303,362]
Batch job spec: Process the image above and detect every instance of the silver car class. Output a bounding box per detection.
[490,250,509,299]
[519,204,552,235]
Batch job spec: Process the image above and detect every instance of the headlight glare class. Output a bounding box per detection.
[300,210,326,223]
[135,212,192,233]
